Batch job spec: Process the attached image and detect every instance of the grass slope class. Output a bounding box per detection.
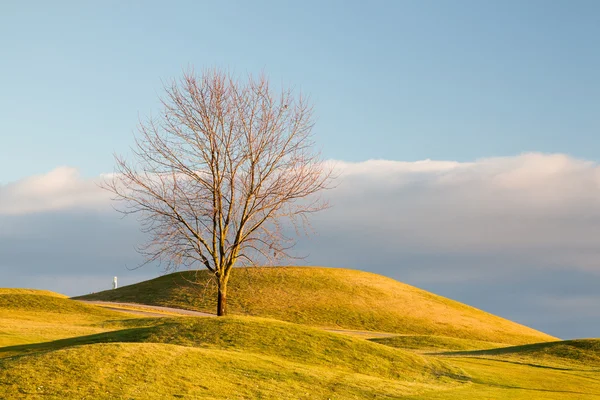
[0,317,464,381]
[0,293,123,316]
[2,286,600,398]
[441,339,600,370]
[403,357,600,400]
[77,267,555,345]
[0,289,67,298]
[0,289,137,347]
[0,343,465,400]
[0,317,466,399]
[370,335,507,352]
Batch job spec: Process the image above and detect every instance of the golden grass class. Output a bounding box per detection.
[0,291,138,347]
[0,316,465,381]
[0,289,66,298]
[403,357,600,399]
[77,267,555,345]
[2,280,600,399]
[0,343,463,399]
[441,339,600,370]
[371,335,507,352]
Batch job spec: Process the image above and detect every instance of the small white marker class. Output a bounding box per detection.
[113,276,118,290]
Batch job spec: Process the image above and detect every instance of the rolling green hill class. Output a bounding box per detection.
[2,270,600,399]
[0,291,123,316]
[441,339,600,370]
[0,316,463,381]
[0,289,136,347]
[77,267,555,345]
[0,288,67,298]
[0,315,466,399]
[0,342,465,400]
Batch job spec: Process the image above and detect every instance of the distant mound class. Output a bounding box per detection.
[0,291,123,318]
[0,288,136,347]
[443,339,600,369]
[77,267,554,345]
[0,288,67,298]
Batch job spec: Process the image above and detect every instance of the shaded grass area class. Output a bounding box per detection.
[440,339,600,370]
[370,335,507,352]
[76,267,555,345]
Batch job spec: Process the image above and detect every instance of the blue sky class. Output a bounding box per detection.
[1,0,600,182]
[2,1,600,339]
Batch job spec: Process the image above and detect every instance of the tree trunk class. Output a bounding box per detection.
[217,285,227,316]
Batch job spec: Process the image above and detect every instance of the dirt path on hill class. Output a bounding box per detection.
[78,300,399,339]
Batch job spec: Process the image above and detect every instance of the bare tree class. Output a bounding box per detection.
[104,69,332,316]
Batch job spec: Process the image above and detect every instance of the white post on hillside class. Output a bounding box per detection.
[113,276,118,290]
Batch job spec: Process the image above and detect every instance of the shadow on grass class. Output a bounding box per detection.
[437,339,600,357]
[471,380,600,396]
[448,356,600,372]
[434,339,600,372]
[0,324,167,360]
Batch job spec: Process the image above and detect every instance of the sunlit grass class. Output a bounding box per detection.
[0,343,464,400]
[440,339,600,370]
[76,267,555,345]
[402,357,600,400]
[2,271,599,399]
[370,335,507,352]
[0,289,138,346]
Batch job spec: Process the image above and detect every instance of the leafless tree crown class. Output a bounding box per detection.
[105,70,332,284]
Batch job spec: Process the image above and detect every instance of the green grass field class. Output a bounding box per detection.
[2,268,599,399]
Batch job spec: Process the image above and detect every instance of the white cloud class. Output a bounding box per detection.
[0,167,110,215]
[1,153,600,337]
[2,153,600,270]
[318,153,600,271]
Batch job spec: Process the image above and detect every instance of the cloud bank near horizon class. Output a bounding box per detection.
[1,152,600,338]
[323,153,600,272]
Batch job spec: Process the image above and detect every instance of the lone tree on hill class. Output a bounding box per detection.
[104,69,332,316]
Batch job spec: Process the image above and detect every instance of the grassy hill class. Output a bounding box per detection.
[2,271,600,399]
[0,342,464,399]
[0,316,466,399]
[77,267,555,345]
[404,357,600,400]
[441,339,600,370]
[0,291,123,316]
[0,288,67,298]
[0,317,463,381]
[0,289,136,347]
